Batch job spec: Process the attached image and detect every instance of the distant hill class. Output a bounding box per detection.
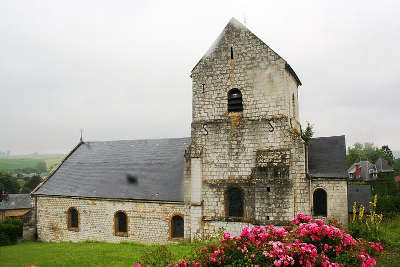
[394,151,400,159]
[0,154,64,174]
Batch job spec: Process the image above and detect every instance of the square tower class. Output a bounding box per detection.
[185,18,310,239]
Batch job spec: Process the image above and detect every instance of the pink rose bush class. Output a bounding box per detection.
[135,214,383,267]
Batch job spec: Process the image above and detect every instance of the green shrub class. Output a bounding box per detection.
[0,231,10,246]
[377,195,400,214]
[139,245,174,266]
[0,223,20,245]
[0,218,23,246]
[348,195,383,242]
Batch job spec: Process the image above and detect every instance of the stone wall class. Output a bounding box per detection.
[311,179,348,226]
[35,196,186,243]
[186,19,310,238]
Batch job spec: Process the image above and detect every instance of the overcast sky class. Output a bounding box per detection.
[0,0,399,155]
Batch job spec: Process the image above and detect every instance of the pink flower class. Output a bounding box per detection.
[223,232,231,240]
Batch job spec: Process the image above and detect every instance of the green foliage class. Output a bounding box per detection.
[301,121,314,144]
[21,174,42,193]
[381,145,395,166]
[139,245,174,266]
[0,231,10,246]
[347,143,395,168]
[376,195,400,215]
[0,241,199,267]
[369,172,399,197]
[0,172,20,193]
[348,195,383,242]
[0,218,23,246]
[393,158,400,176]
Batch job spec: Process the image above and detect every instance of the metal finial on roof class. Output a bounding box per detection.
[80,129,83,142]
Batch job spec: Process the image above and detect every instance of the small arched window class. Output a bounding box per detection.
[114,211,128,236]
[226,187,244,217]
[313,189,327,216]
[228,88,243,112]
[67,207,79,231]
[171,215,184,238]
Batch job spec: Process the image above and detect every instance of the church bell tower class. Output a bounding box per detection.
[185,18,308,240]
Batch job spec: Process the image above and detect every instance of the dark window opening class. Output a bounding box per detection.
[115,211,128,234]
[171,215,184,238]
[266,216,270,220]
[227,187,244,217]
[267,187,270,192]
[68,207,78,229]
[313,189,327,216]
[230,47,234,59]
[228,88,243,112]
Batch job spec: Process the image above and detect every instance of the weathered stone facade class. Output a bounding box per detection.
[36,196,185,243]
[33,18,348,244]
[184,18,348,239]
[311,179,348,225]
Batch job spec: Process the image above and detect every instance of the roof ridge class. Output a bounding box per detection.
[31,141,84,195]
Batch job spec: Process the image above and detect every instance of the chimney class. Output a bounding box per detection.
[1,192,9,201]
[355,165,361,178]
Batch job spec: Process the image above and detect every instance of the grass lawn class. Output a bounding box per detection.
[376,215,400,266]
[1,216,400,267]
[0,241,198,267]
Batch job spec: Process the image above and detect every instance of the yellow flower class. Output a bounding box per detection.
[359,205,365,221]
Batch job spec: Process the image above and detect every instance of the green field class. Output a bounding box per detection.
[0,154,64,173]
[0,241,198,267]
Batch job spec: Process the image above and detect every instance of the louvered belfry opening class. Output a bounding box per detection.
[116,211,127,233]
[228,88,243,112]
[68,207,78,228]
[227,187,244,217]
[313,189,327,216]
[172,215,184,238]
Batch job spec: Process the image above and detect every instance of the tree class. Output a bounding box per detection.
[347,143,382,167]
[393,158,400,176]
[380,145,394,166]
[301,122,314,144]
[21,175,42,193]
[347,143,396,168]
[0,172,20,194]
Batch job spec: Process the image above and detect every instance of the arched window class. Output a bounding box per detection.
[313,189,327,216]
[171,215,184,238]
[228,88,243,112]
[114,211,128,236]
[67,207,79,231]
[226,187,244,217]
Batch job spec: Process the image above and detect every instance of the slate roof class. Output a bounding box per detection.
[308,135,347,179]
[32,138,190,202]
[348,184,373,213]
[0,194,31,210]
[375,157,393,173]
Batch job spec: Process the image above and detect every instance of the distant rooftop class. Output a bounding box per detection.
[0,194,31,210]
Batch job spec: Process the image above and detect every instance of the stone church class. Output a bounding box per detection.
[31,18,348,243]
